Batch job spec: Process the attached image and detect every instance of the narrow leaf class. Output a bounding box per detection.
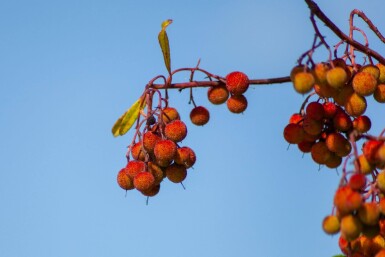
[111,111,126,137]
[158,19,173,74]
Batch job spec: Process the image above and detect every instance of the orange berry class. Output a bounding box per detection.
[148,162,165,185]
[164,120,188,142]
[333,110,352,132]
[358,202,380,226]
[162,107,180,124]
[363,140,384,165]
[143,131,161,153]
[226,95,248,113]
[334,186,363,214]
[290,65,305,80]
[165,163,187,183]
[352,72,378,96]
[133,172,155,192]
[289,113,303,124]
[360,64,380,80]
[323,102,338,118]
[313,62,330,85]
[355,154,375,175]
[340,214,363,241]
[374,84,385,103]
[325,132,351,157]
[207,85,229,105]
[141,184,160,197]
[125,160,146,179]
[283,123,305,144]
[174,146,196,168]
[314,83,337,98]
[131,142,146,161]
[322,215,340,235]
[345,92,367,117]
[117,168,135,190]
[353,116,371,133]
[376,63,385,83]
[190,106,210,126]
[225,71,249,95]
[306,102,325,121]
[154,139,177,163]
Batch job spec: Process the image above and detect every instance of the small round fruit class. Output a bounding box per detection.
[363,140,384,165]
[190,106,210,126]
[289,113,303,124]
[283,123,305,144]
[117,168,135,190]
[154,139,177,163]
[141,184,160,197]
[131,142,146,161]
[148,162,165,185]
[162,107,180,124]
[333,110,352,132]
[374,84,385,103]
[225,71,249,95]
[345,92,367,117]
[292,71,315,94]
[340,214,363,241]
[323,102,338,118]
[306,102,325,121]
[326,67,348,89]
[353,116,371,133]
[376,63,385,83]
[334,186,363,214]
[325,153,342,169]
[322,215,340,235]
[325,132,351,157]
[174,146,196,168]
[348,173,367,191]
[125,160,146,179]
[165,163,187,183]
[133,172,155,192]
[164,120,188,142]
[313,62,330,85]
[358,202,380,226]
[355,154,375,175]
[207,85,229,105]
[143,131,161,153]
[311,141,333,165]
[302,117,323,136]
[226,95,248,113]
[352,72,378,96]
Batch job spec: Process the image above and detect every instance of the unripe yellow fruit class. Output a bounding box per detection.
[358,202,380,226]
[344,92,367,117]
[327,67,348,89]
[340,214,363,241]
[313,62,330,85]
[360,64,380,80]
[292,71,315,94]
[322,215,340,235]
[374,84,385,103]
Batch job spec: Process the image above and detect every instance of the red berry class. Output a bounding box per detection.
[225,71,249,95]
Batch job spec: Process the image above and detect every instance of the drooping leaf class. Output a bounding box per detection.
[111,96,145,137]
[332,255,346,257]
[158,19,173,75]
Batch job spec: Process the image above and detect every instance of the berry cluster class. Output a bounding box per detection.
[115,71,250,199]
[287,58,385,255]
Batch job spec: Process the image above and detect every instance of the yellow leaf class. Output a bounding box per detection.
[158,19,173,75]
[111,96,145,137]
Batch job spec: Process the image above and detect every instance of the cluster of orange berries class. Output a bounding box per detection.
[286,58,385,256]
[322,138,385,256]
[116,106,196,197]
[116,71,251,198]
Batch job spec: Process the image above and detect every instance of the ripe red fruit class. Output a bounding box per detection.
[283,123,305,144]
[348,173,367,191]
[289,113,303,124]
[333,110,352,132]
[174,146,196,168]
[164,120,188,142]
[143,131,161,153]
[226,95,248,113]
[133,172,155,192]
[165,163,187,183]
[225,71,249,95]
[161,107,180,124]
[154,139,177,163]
[190,106,210,126]
[126,160,146,179]
[323,102,338,118]
[306,102,325,121]
[363,140,384,165]
[353,115,372,134]
[117,168,135,190]
[131,142,146,161]
[207,85,229,105]
[141,184,160,197]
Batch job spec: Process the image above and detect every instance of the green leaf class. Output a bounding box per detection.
[158,19,173,75]
[111,96,145,137]
[332,255,346,257]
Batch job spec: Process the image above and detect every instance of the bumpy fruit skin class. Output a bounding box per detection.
[325,132,351,157]
[322,215,340,235]
[313,62,330,85]
[126,160,146,179]
[141,184,160,197]
[283,123,304,144]
[360,65,380,80]
[148,162,165,185]
[164,120,188,142]
[333,110,352,132]
[344,92,367,117]
[327,67,348,89]
[363,140,384,165]
[374,84,385,103]
[226,95,248,113]
[225,71,249,95]
[174,146,196,168]
[133,172,155,192]
[117,168,135,190]
[376,63,385,83]
[207,85,229,105]
[154,139,177,163]
[311,141,333,164]
[323,102,338,118]
[190,106,210,126]
[165,163,187,183]
[143,131,161,153]
[292,71,315,94]
[352,72,378,96]
[131,142,146,161]
[161,107,180,124]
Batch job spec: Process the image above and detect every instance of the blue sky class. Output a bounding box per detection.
[1,1,385,257]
